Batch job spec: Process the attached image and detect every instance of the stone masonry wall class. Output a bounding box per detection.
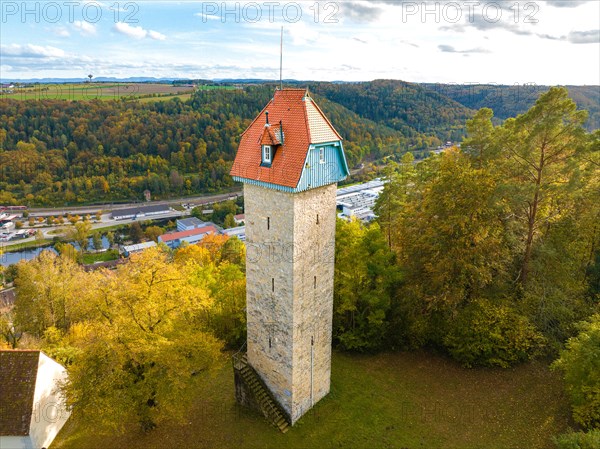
[244,183,337,424]
[291,183,336,423]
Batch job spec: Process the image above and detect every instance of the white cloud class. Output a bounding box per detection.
[546,1,591,7]
[1,1,597,85]
[113,22,166,41]
[194,12,220,21]
[114,22,147,39]
[1,44,66,58]
[74,21,97,36]
[287,22,320,46]
[148,30,167,41]
[51,27,71,37]
[438,44,490,54]
[568,30,600,44]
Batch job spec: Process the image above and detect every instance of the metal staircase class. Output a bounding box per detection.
[233,346,290,433]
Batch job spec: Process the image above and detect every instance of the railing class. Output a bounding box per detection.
[232,340,247,371]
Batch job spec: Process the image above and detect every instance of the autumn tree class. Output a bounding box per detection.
[552,314,600,429]
[105,231,115,248]
[67,221,92,253]
[399,149,508,311]
[209,261,246,347]
[92,232,103,252]
[462,107,497,168]
[13,251,87,337]
[64,248,223,432]
[497,87,588,285]
[55,242,80,263]
[0,312,20,349]
[129,221,144,243]
[144,225,163,243]
[374,152,415,250]
[334,219,400,351]
[223,213,236,229]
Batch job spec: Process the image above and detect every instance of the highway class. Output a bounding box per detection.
[26,189,242,217]
[1,209,187,251]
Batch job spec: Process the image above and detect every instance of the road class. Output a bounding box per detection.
[27,189,242,217]
[3,188,243,251]
[1,210,187,251]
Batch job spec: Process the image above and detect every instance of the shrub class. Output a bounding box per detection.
[444,298,546,368]
[552,314,600,429]
[553,430,600,449]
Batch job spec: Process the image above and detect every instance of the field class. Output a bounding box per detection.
[1,83,196,101]
[81,249,119,264]
[1,238,52,251]
[53,351,573,449]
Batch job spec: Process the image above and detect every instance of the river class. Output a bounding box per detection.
[1,236,111,267]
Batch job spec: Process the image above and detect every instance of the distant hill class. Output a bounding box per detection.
[422,83,600,131]
[1,80,598,206]
[311,80,474,143]
[1,77,187,83]
[0,84,423,205]
[4,77,597,130]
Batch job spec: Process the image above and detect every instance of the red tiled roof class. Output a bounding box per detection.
[260,126,280,146]
[159,225,218,243]
[230,88,342,188]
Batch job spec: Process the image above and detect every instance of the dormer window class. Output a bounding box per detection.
[263,145,272,164]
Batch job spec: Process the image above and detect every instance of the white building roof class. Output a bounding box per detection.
[336,178,386,222]
[223,226,246,241]
[122,241,157,253]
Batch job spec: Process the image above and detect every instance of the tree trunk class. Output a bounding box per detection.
[520,147,545,285]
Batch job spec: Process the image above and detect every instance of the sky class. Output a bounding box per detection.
[1,0,599,84]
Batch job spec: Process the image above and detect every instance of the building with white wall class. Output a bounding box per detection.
[158,224,219,249]
[0,350,71,449]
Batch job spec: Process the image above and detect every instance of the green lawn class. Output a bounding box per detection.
[137,93,193,103]
[1,239,52,251]
[3,83,196,101]
[53,351,572,449]
[81,249,119,264]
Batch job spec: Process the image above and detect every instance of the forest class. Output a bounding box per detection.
[0,85,415,206]
[1,88,599,446]
[1,81,597,207]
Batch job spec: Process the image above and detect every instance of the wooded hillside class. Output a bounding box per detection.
[1,81,597,206]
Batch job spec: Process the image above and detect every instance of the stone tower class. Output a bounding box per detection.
[231,88,349,425]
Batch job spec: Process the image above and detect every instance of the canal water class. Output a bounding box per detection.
[1,246,57,266]
[1,236,111,267]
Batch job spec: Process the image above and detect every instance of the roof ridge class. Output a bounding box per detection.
[302,93,312,144]
[0,349,41,353]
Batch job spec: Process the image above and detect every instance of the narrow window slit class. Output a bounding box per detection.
[272,278,275,292]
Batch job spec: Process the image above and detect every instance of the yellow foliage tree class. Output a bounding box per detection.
[64,247,223,432]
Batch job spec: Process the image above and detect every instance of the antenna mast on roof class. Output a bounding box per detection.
[279,26,283,90]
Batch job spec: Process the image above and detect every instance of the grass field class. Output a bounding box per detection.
[138,93,193,103]
[53,351,572,449]
[1,83,196,101]
[81,249,119,264]
[1,238,52,251]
